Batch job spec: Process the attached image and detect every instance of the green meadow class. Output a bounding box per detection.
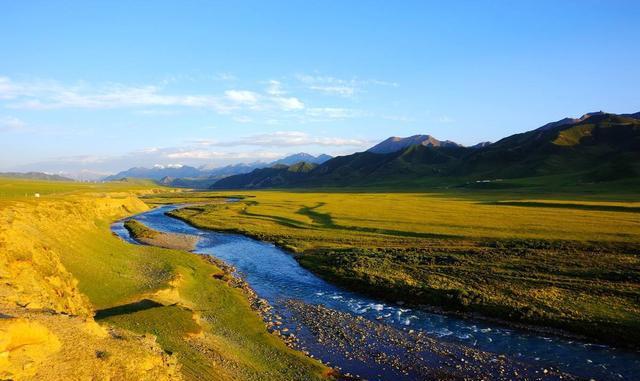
[0,178,328,380]
[166,188,640,347]
[3,175,638,378]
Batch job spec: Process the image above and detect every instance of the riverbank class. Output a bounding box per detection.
[162,190,640,349]
[0,178,330,381]
[284,300,574,380]
[127,204,629,380]
[120,218,325,363]
[124,218,199,251]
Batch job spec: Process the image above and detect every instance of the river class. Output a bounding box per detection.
[111,204,640,380]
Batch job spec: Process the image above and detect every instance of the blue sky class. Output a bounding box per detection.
[1,1,639,178]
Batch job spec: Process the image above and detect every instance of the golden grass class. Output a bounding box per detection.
[0,179,328,380]
[167,189,640,347]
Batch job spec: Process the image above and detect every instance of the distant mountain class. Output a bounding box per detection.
[211,112,640,189]
[470,141,492,149]
[204,163,265,179]
[104,152,331,188]
[271,153,332,166]
[103,165,202,181]
[0,172,74,181]
[367,134,461,154]
[212,162,318,189]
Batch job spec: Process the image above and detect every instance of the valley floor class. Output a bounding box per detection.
[160,189,640,348]
[0,178,328,381]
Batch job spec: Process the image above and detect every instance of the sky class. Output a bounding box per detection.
[1,1,639,178]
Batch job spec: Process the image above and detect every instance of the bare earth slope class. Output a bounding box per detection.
[0,194,181,380]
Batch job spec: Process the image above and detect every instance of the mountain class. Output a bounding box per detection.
[367,134,461,154]
[206,163,265,177]
[470,141,492,149]
[0,172,74,181]
[103,165,201,181]
[212,162,318,189]
[104,153,331,188]
[271,153,332,166]
[536,111,605,131]
[211,112,640,189]
[459,112,640,181]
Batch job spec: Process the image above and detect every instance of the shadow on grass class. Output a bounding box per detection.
[95,299,164,320]
[486,201,640,213]
[298,202,335,227]
[240,201,462,239]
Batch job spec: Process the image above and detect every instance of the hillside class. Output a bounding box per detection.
[213,162,318,189]
[0,191,180,380]
[0,171,73,181]
[459,112,640,181]
[211,112,640,189]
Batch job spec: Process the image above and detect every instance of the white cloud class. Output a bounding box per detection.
[265,80,305,110]
[309,85,355,97]
[0,77,16,99]
[0,76,305,114]
[0,116,26,130]
[367,79,399,87]
[233,115,253,123]
[191,131,370,148]
[225,90,259,104]
[274,96,304,110]
[296,74,357,97]
[296,73,398,97]
[306,107,364,119]
[1,78,229,112]
[266,80,284,96]
[166,149,282,160]
[167,150,226,159]
[152,163,184,169]
[135,109,181,116]
[381,114,414,122]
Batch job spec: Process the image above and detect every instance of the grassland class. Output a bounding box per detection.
[0,178,328,380]
[165,189,640,348]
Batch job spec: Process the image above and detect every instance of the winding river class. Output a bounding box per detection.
[112,204,640,380]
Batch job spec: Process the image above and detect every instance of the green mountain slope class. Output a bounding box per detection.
[212,162,318,189]
[211,112,640,189]
[461,113,640,180]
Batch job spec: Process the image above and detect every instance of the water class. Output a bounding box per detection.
[112,204,640,380]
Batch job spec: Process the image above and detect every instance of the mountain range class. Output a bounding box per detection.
[367,134,461,154]
[211,112,640,189]
[0,172,73,181]
[104,153,332,188]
